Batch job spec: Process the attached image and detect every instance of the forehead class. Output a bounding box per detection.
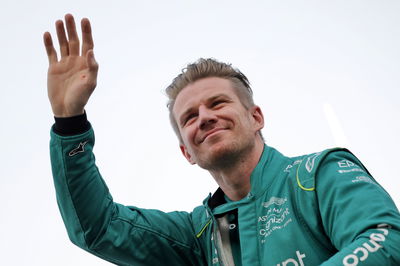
[173,77,239,116]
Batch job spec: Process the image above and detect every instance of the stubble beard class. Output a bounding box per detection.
[196,134,256,171]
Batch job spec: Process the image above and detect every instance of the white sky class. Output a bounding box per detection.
[1,1,399,265]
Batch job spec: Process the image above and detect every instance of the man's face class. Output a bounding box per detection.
[173,77,264,170]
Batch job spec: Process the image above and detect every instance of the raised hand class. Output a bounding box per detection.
[44,14,98,117]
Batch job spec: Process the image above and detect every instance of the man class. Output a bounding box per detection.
[45,14,400,266]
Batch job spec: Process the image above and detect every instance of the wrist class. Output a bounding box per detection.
[53,109,85,118]
[53,111,90,136]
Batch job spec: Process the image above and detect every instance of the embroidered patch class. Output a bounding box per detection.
[69,141,88,157]
[259,196,293,243]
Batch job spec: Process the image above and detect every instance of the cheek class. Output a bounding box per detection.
[181,126,196,146]
[236,112,253,129]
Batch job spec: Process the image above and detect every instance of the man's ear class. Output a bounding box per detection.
[180,144,196,165]
[251,105,264,131]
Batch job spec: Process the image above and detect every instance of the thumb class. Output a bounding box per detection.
[86,50,98,71]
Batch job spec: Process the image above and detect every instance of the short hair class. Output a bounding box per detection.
[166,58,256,143]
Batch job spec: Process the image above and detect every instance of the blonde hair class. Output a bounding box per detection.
[166,58,255,143]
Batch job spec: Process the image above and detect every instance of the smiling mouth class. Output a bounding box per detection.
[200,128,226,143]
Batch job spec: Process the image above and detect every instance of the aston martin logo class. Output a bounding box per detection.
[69,141,88,157]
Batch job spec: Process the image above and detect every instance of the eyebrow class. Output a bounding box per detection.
[178,93,232,126]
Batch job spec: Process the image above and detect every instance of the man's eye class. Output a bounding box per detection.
[184,113,197,125]
[212,100,225,107]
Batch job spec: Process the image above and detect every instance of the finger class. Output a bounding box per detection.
[86,50,99,71]
[55,20,69,57]
[81,18,94,56]
[65,14,80,56]
[43,32,58,64]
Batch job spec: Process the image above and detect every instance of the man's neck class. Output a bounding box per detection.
[209,139,264,201]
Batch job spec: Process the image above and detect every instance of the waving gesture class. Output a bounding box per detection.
[44,14,98,117]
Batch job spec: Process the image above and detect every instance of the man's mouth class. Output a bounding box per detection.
[199,128,226,143]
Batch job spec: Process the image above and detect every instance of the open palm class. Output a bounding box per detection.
[44,14,98,117]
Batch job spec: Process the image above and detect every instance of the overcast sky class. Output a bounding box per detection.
[1,1,399,265]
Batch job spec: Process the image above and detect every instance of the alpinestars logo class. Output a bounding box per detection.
[69,141,88,157]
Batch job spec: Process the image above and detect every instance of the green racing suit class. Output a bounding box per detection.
[50,115,400,265]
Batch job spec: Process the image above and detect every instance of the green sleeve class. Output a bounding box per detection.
[50,127,205,265]
[316,151,400,265]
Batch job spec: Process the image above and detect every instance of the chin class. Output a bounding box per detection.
[197,140,248,170]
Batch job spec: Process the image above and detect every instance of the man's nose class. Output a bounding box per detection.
[198,105,217,130]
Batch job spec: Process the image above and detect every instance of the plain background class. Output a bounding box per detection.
[1,1,399,265]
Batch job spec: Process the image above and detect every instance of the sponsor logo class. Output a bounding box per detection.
[338,160,355,168]
[351,176,374,184]
[68,141,88,157]
[263,197,287,208]
[336,160,366,174]
[306,152,321,173]
[284,160,302,173]
[259,197,292,243]
[338,168,365,174]
[342,224,390,266]
[277,250,306,266]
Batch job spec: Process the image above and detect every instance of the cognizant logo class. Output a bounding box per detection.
[342,224,390,266]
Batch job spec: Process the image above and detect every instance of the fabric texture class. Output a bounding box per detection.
[50,125,400,265]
